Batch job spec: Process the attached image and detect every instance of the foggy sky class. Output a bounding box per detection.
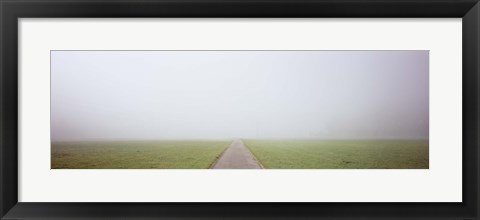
[51,51,429,141]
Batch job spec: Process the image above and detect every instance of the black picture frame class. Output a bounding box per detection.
[1,0,479,219]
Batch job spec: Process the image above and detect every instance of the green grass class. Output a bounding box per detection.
[51,140,230,169]
[244,140,429,169]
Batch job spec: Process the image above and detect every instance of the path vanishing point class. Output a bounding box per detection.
[211,139,263,169]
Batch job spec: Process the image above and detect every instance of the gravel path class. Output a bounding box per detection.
[211,139,263,169]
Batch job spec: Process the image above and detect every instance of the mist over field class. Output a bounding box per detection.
[51,51,428,142]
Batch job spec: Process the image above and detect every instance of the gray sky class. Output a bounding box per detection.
[51,51,428,141]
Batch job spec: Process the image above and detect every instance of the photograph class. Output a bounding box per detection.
[51,50,429,169]
[3,0,477,218]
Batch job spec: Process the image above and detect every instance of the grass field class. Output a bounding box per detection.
[51,140,230,169]
[244,140,429,169]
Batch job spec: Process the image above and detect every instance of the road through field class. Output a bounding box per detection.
[211,139,263,169]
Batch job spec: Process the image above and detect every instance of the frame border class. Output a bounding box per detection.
[1,0,479,219]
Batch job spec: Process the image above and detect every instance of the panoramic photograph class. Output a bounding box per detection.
[51,50,429,169]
